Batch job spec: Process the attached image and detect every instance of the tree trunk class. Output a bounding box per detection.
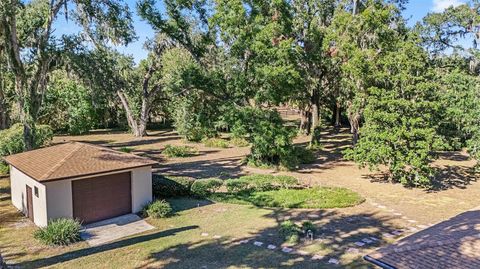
[117,91,141,136]
[310,88,321,146]
[335,102,341,128]
[347,106,360,146]
[299,108,311,135]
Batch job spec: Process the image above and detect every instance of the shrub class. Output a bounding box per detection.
[225,174,298,193]
[191,178,224,197]
[0,162,9,176]
[118,147,134,153]
[143,200,173,218]
[33,218,82,246]
[162,144,197,158]
[0,123,53,157]
[292,146,316,164]
[202,138,229,148]
[230,137,250,147]
[279,220,300,243]
[152,175,194,198]
[301,221,316,233]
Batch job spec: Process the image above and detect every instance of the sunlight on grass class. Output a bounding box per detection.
[209,187,364,209]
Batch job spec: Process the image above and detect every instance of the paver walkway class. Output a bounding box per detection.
[80,214,155,246]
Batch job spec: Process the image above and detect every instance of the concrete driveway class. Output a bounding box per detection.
[80,214,155,246]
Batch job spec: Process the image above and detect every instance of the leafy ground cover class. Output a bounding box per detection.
[209,187,364,209]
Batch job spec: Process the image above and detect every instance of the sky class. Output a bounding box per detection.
[53,0,468,63]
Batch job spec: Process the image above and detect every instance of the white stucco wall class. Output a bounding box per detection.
[10,166,48,227]
[43,166,152,223]
[131,166,153,212]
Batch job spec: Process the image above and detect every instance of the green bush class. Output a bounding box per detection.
[152,175,194,198]
[143,200,173,218]
[225,174,298,193]
[279,220,300,243]
[292,146,316,164]
[203,138,229,148]
[0,162,9,176]
[230,137,250,147]
[33,218,82,246]
[301,221,316,233]
[0,123,53,157]
[118,147,134,153]
[162,144,197,157]
[191,178,224,197]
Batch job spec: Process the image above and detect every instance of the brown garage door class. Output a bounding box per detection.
[72,172,132,224]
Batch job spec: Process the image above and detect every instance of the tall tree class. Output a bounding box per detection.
[0,0,135,149]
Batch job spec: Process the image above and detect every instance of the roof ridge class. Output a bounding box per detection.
[39,142,84,180]
[75,141,154,161]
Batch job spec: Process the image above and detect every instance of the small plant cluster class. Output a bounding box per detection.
[279,220,316,244]
[152,175,223,198]
[225,174,298,193]
[162,144,197,157]
[34,218,82,246]
[118,147,134,153]
[202,138,229,148]
[190,178,223,197]
[142,200,173,218]
[229,137,250,147]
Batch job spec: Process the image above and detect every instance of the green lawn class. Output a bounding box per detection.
[0,178,373,269]
[210,187,365,209]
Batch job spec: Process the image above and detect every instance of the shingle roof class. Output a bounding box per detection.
[365,207,480,269]
[4,142,157,182]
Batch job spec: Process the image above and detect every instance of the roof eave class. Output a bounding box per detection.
[363,255,398,269]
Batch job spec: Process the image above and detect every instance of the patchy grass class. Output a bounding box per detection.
[0,178,372,268]
[210,187,364,209]
[118,146,134,153]
[162,144,197,158]
[202,138,229,148]
[230,137,250,147]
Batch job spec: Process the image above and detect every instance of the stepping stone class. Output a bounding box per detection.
[347,247,359,253]
[408,227,418,232]
[307,214,320,218]
[201,233,209,237]
[253,241,263,247]
[407,219,417,223]
[267,244,277,250]
[354,241,365,247]
[213,235,222,239]
[361,238,373,244]
[369,237,380,241]
[392,230,403,236]
[377,205,386,209]
[328,258,339,264]
[370,202,379,206]
[383,233,394,238]
[401,216,408,220]
[239,239,249,244]
[393,213,402,216]
[312,254,324,260]
[417,224,428,229]
[282,247,293,253]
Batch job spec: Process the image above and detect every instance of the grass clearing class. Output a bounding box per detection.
[210,187,364,209]
[0,178,371,268]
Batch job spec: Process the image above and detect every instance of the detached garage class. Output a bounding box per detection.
[4,142,157,227]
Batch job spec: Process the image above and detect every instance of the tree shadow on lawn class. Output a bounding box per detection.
[137,210,399,269]
[364,165,478,192]
[154,156,247,179]
[16,225,199,268]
